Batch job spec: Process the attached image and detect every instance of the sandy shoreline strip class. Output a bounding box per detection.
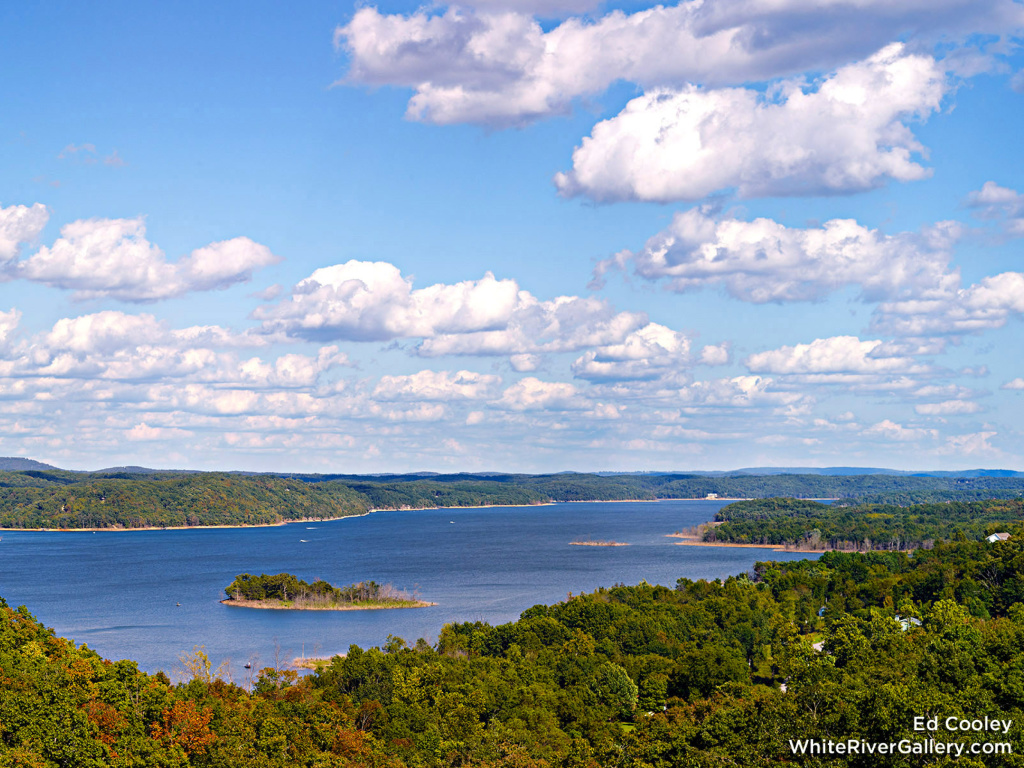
[570,540,630,546]
[220,598,436,611]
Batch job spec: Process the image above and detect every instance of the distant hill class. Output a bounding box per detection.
[0,457,59,471]
[91,465,202,475]
[597,467,1024,478]
[4,456,1023,479]
[727,467,1024,477]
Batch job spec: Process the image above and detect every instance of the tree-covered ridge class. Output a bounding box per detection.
[3,469,1024,529]
[0,474,373,529]
[9,532,1024,765]
[708,497,1024,549]
[224,573,423,608]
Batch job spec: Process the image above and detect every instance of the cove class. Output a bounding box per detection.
[0,500,816,675]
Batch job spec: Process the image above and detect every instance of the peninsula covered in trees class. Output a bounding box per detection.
[222,573,432,610]
[2,463,1024,530]
[701,497,1024,550]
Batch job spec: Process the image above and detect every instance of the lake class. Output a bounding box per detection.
[0,500,816,676]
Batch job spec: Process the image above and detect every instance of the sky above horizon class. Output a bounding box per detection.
[1,1,1024,473]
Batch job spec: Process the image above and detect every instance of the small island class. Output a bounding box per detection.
[221,572,434,610]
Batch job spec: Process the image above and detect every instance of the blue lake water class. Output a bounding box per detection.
[0,500,816,676]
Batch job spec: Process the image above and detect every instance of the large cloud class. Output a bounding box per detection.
[255,260,523,341]
[745,336,928,376]
[571,323,692,381]
[373,370,503,401]
[417,298,647,358]
[914,400,981,415]
[966,181,1024,236]
[678,375,802,409]
[0,203,48,268]
[336,0,1019,126]
[556,44,946,202]
[4,311,347,386]
[256,259,651,358]
[495,377,588,410]
[871,272,1024,336]
[862,419,937,442]
[595,206,960,301]
[19,217,279,301]
[0,309,21,352]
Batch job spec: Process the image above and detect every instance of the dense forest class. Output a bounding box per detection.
[223,573,423,609]
[708,497,1024,550]
[2,467,1024,529]
[5,529,1024,765]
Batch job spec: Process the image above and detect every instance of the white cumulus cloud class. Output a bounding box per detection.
[914,400,981,415]
[255,260,523,342]
[336,1,1019,126]
[745,336,927,376]
[257,260,650,357]
[19,217,279,301]
[373,369,503,401]
[496,377,588,410]
[571,323,691,381]
[700,344,731,366]
[966,181,1024,236]
[862,419,937,441]
[555,44,946,202]
[126,423,194,441]
[679,375,803,408]
[938,430,1000,456]
[4,311,345,388]
[0,309,22,350]
[239,348,352,389]
[0,203,49,268]
[596,206,960,301]
[872,271,1024,336]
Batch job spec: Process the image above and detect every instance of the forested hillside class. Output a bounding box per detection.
[4,531,1024,765]
[0,473,549,529]
[0,474,372,529]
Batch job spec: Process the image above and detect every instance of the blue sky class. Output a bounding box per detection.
[1,1,1023,472]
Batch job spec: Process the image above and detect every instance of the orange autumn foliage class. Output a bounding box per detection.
[150,699,217,756]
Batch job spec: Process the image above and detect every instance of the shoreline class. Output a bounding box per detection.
[667,533,900,554]
[671,538,830,553]
[292,656,336,670]
[220,598,437,611]
[367,501,555,514]
[0,513,374,533]
[561,497,754,503]
[668,530,829,553]
[0,497,754,532]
